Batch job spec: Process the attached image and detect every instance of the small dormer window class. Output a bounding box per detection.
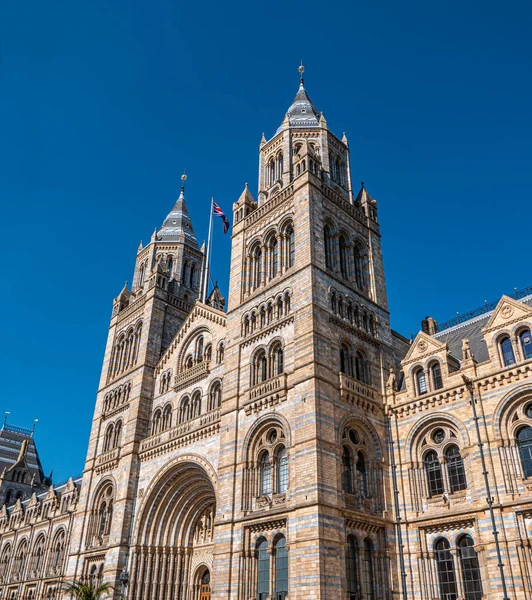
[301,109,306,113]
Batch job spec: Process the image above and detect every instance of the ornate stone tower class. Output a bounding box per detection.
[66,180,203,586]
[213,68,405,599]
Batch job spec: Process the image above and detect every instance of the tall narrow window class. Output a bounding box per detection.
[416,369,428,395]
[257,539,270,600]
[353,244,364,288]
[501,337,515,366]
[520,329,532,360]
[277,447,288,493]
[362,539,375,600]
[324,225,332,269]
[254,247,262,288]
[272,345,284,377]
[277,153,284,181]
[435,538,458,600]
[346,536,358,599]
[355,351,367,384]
[518,426,532,479]
[189,263,196,288]
[425,450,444,497]
[458,535,483,600]
[287,226,295,268]
[340,345,353,377]
[342,446,354,494]
[431,362,443,390]
[446,445,467,492]
[260,452,272,495]
[339,235,349,279]
[275,536,288,598]
[272,238,279,278]
[357,451,368,497]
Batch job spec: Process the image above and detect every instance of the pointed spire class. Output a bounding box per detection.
[342,132,349,146]
[137,240,143,253]
[260,132,267,147]
[156,171,198,248]
[276,63,320,133]
[237,183,256,206]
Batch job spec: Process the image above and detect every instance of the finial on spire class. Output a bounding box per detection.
[181,169,187,192]
[298,60,305,85]
[361,181,365,189]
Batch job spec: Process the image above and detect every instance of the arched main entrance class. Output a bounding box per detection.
[130,460,216,600]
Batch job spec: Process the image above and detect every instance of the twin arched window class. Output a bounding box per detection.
[208,381,222,411]
[251,343,284,387]
[103,420,122,453]
[423,430,467,498]
[345,535,376,599]
[259,445,288,496]
[500,329,532,367]
[256,536,288,599]
[435,536,482,600]
[414,361,444,396]
[340,343,371,385]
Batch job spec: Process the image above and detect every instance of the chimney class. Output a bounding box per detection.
[421,316,439,335]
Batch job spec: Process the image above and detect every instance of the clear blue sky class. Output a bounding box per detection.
[1,0,531,481]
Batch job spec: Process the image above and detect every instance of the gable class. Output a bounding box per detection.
[483,295,532,333]
[155,301,227,374]
[402,331,447,365]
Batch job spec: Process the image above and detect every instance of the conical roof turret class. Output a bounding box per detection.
[276,65,320,133]
[157,177,198,248]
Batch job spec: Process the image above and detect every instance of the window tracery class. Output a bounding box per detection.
[108,321,143,382]
[251,340,285,387]
[329,289,378,337]
[103,380,132,414]
[339,342,371,385]
[87,483,114,548]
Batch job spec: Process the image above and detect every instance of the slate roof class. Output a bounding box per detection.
[0,424,46,485]
[276,79,320,134]
[434,294,532,364]
[157,187,198,248]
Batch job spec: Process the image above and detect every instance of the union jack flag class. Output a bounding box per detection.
[213,200,230,234]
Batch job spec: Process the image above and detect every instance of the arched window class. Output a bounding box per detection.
[277,153,284,181]
[431,362,443,390]
[257,538,270,600]
[520,329,532,360]
[253,350,268,386]
[253,246,263,288]
[355,351,369,384]
[357,451,368,497]
[162,406,172,430]
[151,410,162,435]
[103,424,114,452]
[209,382,222,411]
[500,337,515,366]
[113,420,122,448]
[424,450,444,497]
[269,160,275,186]
[274,536,288,598]
[182,260,189,284]
[435,538,458,600]
[4,489,13,505]
[271,237,279,278]
[271,344,284,377]
[277,446,288,493]
[446,445,467,492]
[179,397,190,424]
[342,446,354,494]
[362,539,375,600]
[51,530,66,573]
[217,341,225,364]
[339,235,349,279]
[353,243,364,288]
[517,426,532,479]
[286,225,295,268]
[340,344,353,377]
[14,540,28,579]
[324,225,333,269]
[189,263,196,288]
[192,391,202,419]
[416,369,428,395]
[260,452,272,495]
[32,536,46,574]
[0,545,11,579]
[346,535,358,599]
[458,535,483,600]
[195,336,204,362]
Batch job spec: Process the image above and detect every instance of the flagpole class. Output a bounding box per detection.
[202,198,214,303]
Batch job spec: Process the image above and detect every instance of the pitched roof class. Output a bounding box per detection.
[434,294,532,363]
[157,187,198,248]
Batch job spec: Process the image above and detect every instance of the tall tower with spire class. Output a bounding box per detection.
[214,66,403,598]
[66,177,204,586]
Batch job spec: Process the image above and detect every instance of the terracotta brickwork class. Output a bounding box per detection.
[1,75,531,600]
